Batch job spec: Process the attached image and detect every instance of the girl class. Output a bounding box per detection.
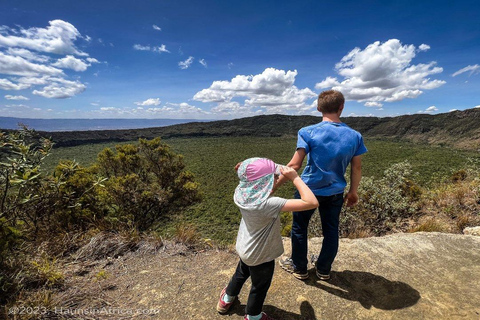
[216,157,318,320]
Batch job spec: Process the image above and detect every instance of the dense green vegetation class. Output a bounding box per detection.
[44,136,480,243]
[0,130,199,303]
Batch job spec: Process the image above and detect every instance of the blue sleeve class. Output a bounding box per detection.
[296,129,310,154]
[354,135,367,156]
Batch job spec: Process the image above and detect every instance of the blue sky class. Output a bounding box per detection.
[0,0,479,119]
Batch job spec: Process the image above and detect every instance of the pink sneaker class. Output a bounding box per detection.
[216,287,236,313]
[244,312,275,320]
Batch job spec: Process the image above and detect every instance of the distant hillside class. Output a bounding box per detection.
[29,108,480,149]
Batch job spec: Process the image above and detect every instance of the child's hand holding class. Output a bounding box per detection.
[280,166,299,181]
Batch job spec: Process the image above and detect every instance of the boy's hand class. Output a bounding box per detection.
[280,166,298,181]
[344,191,359,207]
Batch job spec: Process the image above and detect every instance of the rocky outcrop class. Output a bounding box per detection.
[50,232,480,319]
[463,226,480,236]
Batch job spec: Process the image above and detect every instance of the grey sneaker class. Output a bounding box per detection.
[315,269,331,281]
[279,256,309,280]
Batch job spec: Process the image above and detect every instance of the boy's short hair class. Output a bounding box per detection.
[317,90,345,113]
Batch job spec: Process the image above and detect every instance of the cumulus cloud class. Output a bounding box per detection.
[199,59,207,68]
[452,64,480,77]
[417,105,438,114]
[153,25,162,31]
[52,55,89,71]
[5,94,29,100]
[133,44,150,51]
[0,78,31,90]
[315,39,445,107]
[0,20,98,99]
[32,78,86,99]
[134,98,161,106]
[418,44,430,52]
[0,52,63,76]
[179,56,194,69]
[6,48,50,63]
[0,20,87,56]
[194,68,316,116]
[364,101,383,108]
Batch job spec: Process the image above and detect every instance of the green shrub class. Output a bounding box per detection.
[95,138,201,231]
[339,161,422,237]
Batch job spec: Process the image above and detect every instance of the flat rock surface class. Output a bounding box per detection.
[55,232,480,319]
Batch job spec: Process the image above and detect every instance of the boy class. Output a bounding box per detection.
[276,90,367,280]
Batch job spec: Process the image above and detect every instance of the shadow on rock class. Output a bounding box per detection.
[306,270,420,310]
[232,300,317,320]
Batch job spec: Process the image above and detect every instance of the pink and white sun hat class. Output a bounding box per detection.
[234,157,284,207]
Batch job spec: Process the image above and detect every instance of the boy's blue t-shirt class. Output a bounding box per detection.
[297,121,367,196]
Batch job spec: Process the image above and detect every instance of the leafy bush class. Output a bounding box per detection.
[95,138,201,231]
[332,161,422,237]
[0,129,201,305]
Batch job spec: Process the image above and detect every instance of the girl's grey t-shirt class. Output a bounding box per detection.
[234,196,287,266]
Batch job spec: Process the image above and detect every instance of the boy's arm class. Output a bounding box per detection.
[344,155,362,207]
[271,148,306,194]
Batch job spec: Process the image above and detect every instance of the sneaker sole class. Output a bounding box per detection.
[315,271,330,281]
[279,263,309,280]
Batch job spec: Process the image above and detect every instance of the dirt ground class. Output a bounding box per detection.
[39,232,480,320]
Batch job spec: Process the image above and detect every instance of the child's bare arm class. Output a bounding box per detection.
[272,149,306,194]
[280,167,318,212]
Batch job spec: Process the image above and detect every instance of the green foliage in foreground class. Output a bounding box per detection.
[44,136,480,244]
[0,130,200,303]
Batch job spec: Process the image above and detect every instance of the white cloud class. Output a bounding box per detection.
[449,109,458,112]
[194,68,316,116]
[0,21,96,99]
[0,78,31,90]
[228,62,234,69]
[364,101,383,107]
[153,25,162,31]
[134,98,161,106]
[474,105,480,109]
[100,107,118,111]
[153,45,169,53]
[417,105,438,114]
[6,48,50,63]
[179,56,194,69]
[0,52,63,76]
[315,76,340,89]
[52,55,89,72]
[0,20,87,56]
[32,78,86,99]
[90,102,99,106]
[315,39,445,107]
[418,44,430,52]
[452,64,480,77]
[133,44,169,53]
[5,94,29,100]
[166,102,206,113]
[133,44,151,51]
[86,57,100,64]
[199,59,207,68]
